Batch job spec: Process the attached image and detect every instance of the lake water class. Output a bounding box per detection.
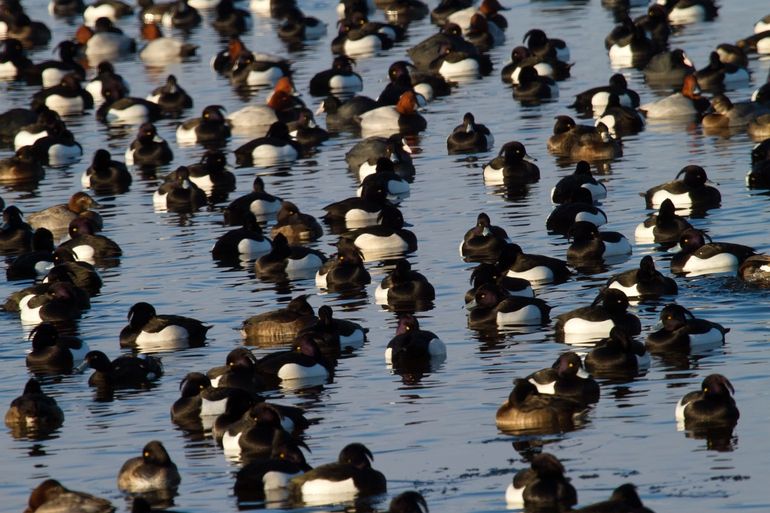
[2,0,770,512]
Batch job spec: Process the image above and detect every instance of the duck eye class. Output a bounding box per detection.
[144,451,150,458]
[279,452,285,459]
[568,362,574,367]
[203,112,209,119]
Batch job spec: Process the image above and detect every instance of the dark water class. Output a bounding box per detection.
[1,0,770,512]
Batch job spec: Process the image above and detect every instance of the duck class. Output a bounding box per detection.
[153,0,201,28]
[566,221,632,263]
[385,314,445,369]
[358,90,426,137]
[376,62,426,107]
[595,94,645,137]
[178,150,235,196]
[318,94,378,131]
[675,374,738,429]
[0,37,32,81]
[83,0,134,24]
[23,41,84,87]
[50,0,86,17]
[6,228,54,280]
[646,303,728,353]
[506,453,576,511]
[58,217,122,264]
[211,0,251,36]
[23,479,113,513]
[430,0,473,25]
[3,14,52,49]
[460,212,510,263]
[0,146,45,185]
[322,180,390,229]
[119,301,210,349]
[606,255,677,299]
[429,42,492,80]
[4,378,64,436]
[277,7,327,42]
[526,352,600,405]
[340,205,417,260]
[607,21,656,68]
[524,28,569,62]
[464,263,533,304]
[48,247,102,295]
[176,105,231,146]
[234,121,300,168]
[152,166,207,212]
[75,17,136,60]
[570,73,640,114]
[233,439,312,502]
[80,350,163,388]
[546,188,608,235]
[736,30,770,56]
[658,0,719,25]
[643,48,695,87]
[551,161,606,204]
[447,0,508,34]
[695,51,749,92]
[254,233,326,280]
[702,93,770,129]
[375,258,435,306]
[28,123,83,167]
[26,322,89,372]
[752,138,770,165]
[13,107,63,151]
[464,13,499,53]
[267,201,322,243]
[483,141,539,185]
[81,149,131,193]
[28,192,101,240]
[212,212,272,261]
[171,373,254,430]
[19,281,89,324]
[146,74,192,116]
[315,238,370,290]
[356,158,409,200]
[0,205,33,254]
[139,22,197,64]
[298,305,367,356]
[498,242,571,285]
[554,289,641,343]
[0,105,42,147]
[227,48,292,87]
[290,109,329,150]
[85,61,129,105]
[30,73,94,116]
[206,348,263,393]
[225,176,282,223]
[671,228,756,275]
[513,66,559,103]
[501,46,567,85]
[446,112,493,154]
[546,115,596,155]
[256,334,334,387]
[643,165,720,210]
[585,326,650,378]
[289,443,386,504]
[227,90,297,131]
[117,441,180,493]
[738,254,770,287]
[240,294,317,343]
[468,283,551,327]
[640,74,709,119]
[331,14,394,58]
[569,122,622,162]
[125,122,173,167]
[636,199,693,245]
[571,483,652,512]
[495,378,586,434]
[346,134,414,180]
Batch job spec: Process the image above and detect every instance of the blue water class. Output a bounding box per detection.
[1,0,770,512]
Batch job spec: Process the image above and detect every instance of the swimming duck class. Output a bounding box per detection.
[551,161,606,204]
[153,166,207,212]
[526,351,600,405]
[375,258,435,306]
[640,74,709,119]
[606,255,677,299]
[289,109,329,150]
[119,301,210,349]
[498,242,572,285]
[30,73,94,116]
[341,205,416,260]
[28,123,83,167]
[676,374,738,430]
[117,440,180,493]
[13,107,66,151]
[429,42,492,80]
[643,165,721,210]
[48,247,102,295]
[233,439,311,502]
[607,20,656,68]
[177,150,235,196]
[225,176,283,223]
[468,283,551,327]
[277,7,327,42]
[446,112,493,154]
[646,303,728,353]
[748,112,770,140]
[315,238,371,290]
[570,73,641,114]
[358,90,426,137]
[6,228,54,280]
[566,221,632,263]
[671,228,756,275]
[585,326,650,378]
[385,314,445,369]
[146,74,192,116]
[695,51,750,92]
[356,158,410,200]
[495,378,586,434]
[83,0,134,24]
[524,28,569,62]
[571,483,652,512]
[595,93,645,137]
[635,199,693,245]
[28,192,101,240]
[483,141,539,185]
[447,0,508,34]
[240,294,317,343]
[0,105,40,146]
[464,263,533,304]
[58,217,122,264]
[234,121,301,167]
[738,254,770,287]
[50,0,85,16]
[322,180,390,230]
[501,46,568,85]
[460,212,510,263]
[0,37,32,81]
[658,0,719,25]
[23,41,84,87]
[702,93,770,130]
[206,348,263,393]
[513,66,559,103]
[24,479,113,513]
[331,13,395,58]
[407,23,478,70]
[293,305,366,360]
[430,0,473,25]
[346,134,414,180]
[505,453,577,511]
[176,105,231,146]
[212,212,272,260]
[80,350,163,388]
[5,378,63,436]
[18,278,88,323]
[254,233,326,280]
[0,146,45,185]
[0,205,33,254]
[171,372,254,430]
[125,122,173,167]
[211,0,251,36]
[546,115,596,155]
[270,201,323,243]
[139,22,197,64]
[81,149,131,193]
[554,289,641,343]
[255,334,334,387]
[76,17,136,60]
[26,322,88,372]
[226,48,292,87]
[569,122,622,162]
[546,188,608,235]
[736,30,770,56]
[227,90,296,131]
[85,61,130,105]
[3,14,52,49]
[643,48,695,87]
[318,94,378,131]
[289,443,386,505]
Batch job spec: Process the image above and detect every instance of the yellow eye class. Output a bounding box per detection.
[144,451,149,458]
[279,452,285,459]
[568,362,574,367]
[203,113,209,119]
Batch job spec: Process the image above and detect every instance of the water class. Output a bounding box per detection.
[1,0,770,511]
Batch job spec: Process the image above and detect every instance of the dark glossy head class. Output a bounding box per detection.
[179,372,210,397]
[287,294,313,315]
[388,491,428,513]
[127,302,157,328]
[141,440,174,466]
[396,313,420,335]
[676,165,709,188]
[338,442,374,469]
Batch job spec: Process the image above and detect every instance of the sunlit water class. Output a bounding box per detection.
[1,1,770,512]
